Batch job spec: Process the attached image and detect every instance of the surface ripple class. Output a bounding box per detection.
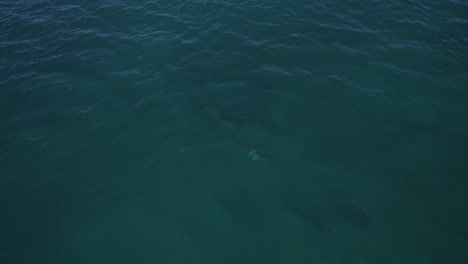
[1,1,467,263]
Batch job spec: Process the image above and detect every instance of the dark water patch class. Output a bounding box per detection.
[287,189,372,234]
[330,191,372,230]
[288,202,332,233]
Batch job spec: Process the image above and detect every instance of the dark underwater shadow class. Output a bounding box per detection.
[287,189,372,233]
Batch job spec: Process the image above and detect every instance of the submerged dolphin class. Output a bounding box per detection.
[204,105,267,161]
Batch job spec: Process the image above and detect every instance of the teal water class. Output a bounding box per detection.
[1,0,467,263]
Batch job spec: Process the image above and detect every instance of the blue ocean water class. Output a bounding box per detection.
[1,0,467,263]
